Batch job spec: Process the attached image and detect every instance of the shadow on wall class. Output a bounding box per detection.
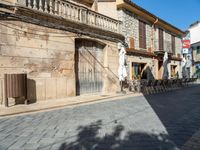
[143,85,200,149]
[27,79,37,104]
[54,120,177,150]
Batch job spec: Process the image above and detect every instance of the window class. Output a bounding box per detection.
[158,28,164,51]
[139,20,146,49]
[197,46,200,54]
[171,35,175,55]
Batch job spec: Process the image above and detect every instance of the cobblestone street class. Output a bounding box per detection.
[0,85,200,150]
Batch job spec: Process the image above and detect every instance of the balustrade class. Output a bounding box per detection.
[17,0,121,33]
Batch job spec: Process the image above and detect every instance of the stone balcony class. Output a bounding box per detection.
[16,0,121,34]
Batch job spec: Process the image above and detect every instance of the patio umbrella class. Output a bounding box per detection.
[162,52,169,79]
[181,57,186,78]
[118,45,127,81]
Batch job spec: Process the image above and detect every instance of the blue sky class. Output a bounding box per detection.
[133,0,200,31]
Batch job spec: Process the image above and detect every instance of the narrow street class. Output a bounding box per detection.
[0,85,200,150]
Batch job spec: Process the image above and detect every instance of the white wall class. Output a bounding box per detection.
[98,2,118,20]
[189,23,200,44]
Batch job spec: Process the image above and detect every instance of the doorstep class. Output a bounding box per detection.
[0,92,142,117]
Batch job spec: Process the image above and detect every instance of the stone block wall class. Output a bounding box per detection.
[118,9,139,49]
[154,28,159,51]
[103,42,120,93]
[118,9,153,51]
[146,24,152,51]
[0,20,120,103]
[0,21,76,103]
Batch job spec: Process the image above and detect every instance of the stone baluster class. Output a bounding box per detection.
[87,12,91,25]
[44,0,48,12]
[100,17,103,28]
[65,4,69,18]
[59,1,62,16]
[55,0,58,15]
[110,21,113,31]
[63,3,66,18]
[49,0,53,14]
[105,18,108,28]
[75,7,78,21]
[113,22,116,32]
[97,15,100,26]
[74,7,76,19]
[99,16,101,26]
[103,18,106,28]
[71,6,74,19]
[76,8,79,20]
[27,0,31,8]
[79,8,82,22]
[116,22,119,32]
[73,6,76,20]
[89,13,91,24]
[106,19,109,30]
[109,20,112,30]
[96,15,98,26]
[39,0,42,11]
[33,0,37,9]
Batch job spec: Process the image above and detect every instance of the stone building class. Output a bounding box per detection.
[0,0,124,105]
[98,0,185,80]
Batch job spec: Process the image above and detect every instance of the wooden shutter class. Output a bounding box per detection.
[159,28,163,51]
[171,35,175,55]
[139,20,146,49]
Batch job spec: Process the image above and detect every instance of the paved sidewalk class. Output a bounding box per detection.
[0,92,142,117]
[0,85,200,150]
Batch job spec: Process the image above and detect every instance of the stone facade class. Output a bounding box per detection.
[118,9,139,49]
[0,20,120,104]
[0,0,122,105]
[116,6,183,80]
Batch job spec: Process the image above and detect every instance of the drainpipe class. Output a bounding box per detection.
[151,18,158,79]
[152,18,158,52]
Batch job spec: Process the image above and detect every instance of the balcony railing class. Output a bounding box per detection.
[16,0,121,33]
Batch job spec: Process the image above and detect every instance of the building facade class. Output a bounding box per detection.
[188,21,200,77]
[98,0,185,80]
[0,0,124,105]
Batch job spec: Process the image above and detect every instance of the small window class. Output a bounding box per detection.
[197,46,200,54]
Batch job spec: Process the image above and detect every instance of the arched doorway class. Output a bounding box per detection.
[75,39,105,95]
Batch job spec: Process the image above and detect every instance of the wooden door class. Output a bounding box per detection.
[75,39,104,95]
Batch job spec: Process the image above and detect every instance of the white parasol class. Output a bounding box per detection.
[118,45,127,81]
[162,52,169,79]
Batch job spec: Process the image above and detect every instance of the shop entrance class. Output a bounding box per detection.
[131,63,146,80]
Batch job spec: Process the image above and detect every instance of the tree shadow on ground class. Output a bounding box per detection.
[143,85,200,149]
[58,120,177,150]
